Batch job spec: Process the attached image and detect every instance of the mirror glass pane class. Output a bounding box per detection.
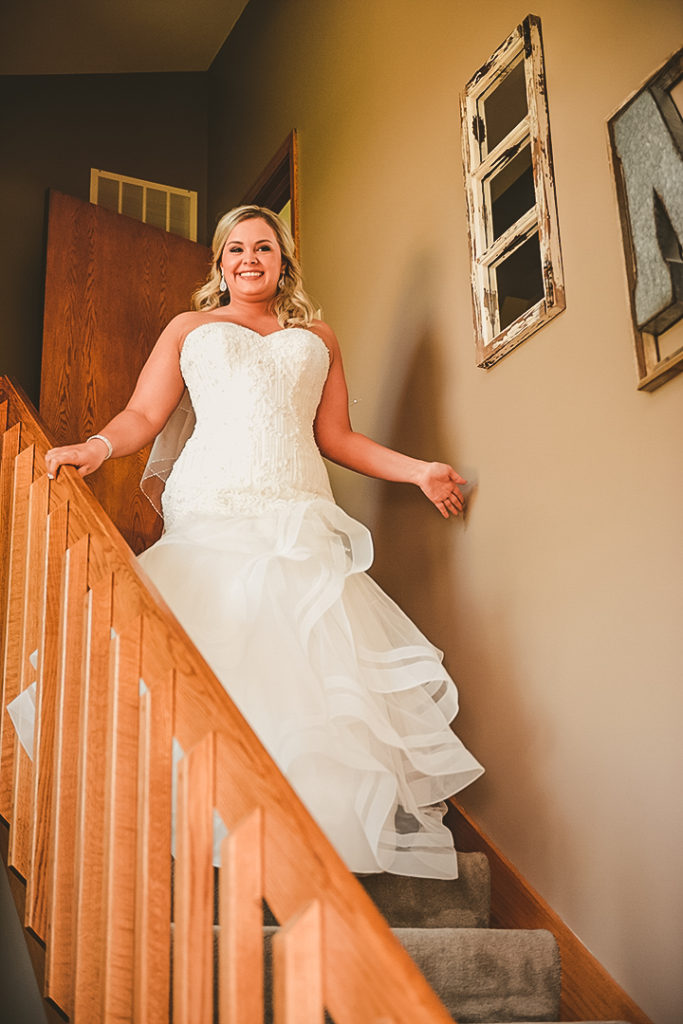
[494,232,544,331]
[488,144,535,241]
[481,58,528,154]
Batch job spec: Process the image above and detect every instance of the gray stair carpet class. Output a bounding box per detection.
[358,853,491,928]
[358,855,560,1022]
[193,849,629,1022]
[354,866,632,1024]
[258,924,560,1024]
[392,926,560,1023]
[206,852,561,1022]
[189,925,562,1024]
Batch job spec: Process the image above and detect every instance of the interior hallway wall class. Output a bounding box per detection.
[0,72,209,405]
[208,2,683,1021]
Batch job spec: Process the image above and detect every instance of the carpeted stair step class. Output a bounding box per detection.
[358,852,491,928]
[193,922,562,1023]
[177,922,626,1024]
[198,853,621,1023]
[258,851,492,930]
[390,926,560,1023]
[246,924,559,1024]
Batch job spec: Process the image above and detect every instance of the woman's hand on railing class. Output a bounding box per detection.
[45,437,110,479]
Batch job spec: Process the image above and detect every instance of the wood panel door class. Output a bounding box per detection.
[40,191,210,553]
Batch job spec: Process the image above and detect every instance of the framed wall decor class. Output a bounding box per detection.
[460,14,565,368]
[608,49,683,391]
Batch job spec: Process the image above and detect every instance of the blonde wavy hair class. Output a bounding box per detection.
[192,205,316,328]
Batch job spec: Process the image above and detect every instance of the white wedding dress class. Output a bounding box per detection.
[6,321,483,878]
[136,321,483,878]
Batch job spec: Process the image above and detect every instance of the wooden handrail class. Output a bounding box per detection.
[0,375,455,1024]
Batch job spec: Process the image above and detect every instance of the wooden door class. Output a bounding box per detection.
[40,191,210,553]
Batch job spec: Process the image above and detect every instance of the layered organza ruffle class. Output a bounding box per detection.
[137,499,483,879]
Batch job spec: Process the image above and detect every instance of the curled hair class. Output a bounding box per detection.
[192,205,316,328]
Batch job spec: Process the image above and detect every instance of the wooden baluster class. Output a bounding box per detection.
[100,614,142,1023]
[72,573,114,1021]
[174,731,215,1024]
[0,383,462,1024]
[0,421,21,665]
[273,900,324,1024]
[219,807,264,1024]
[9,473,50,878]
[25,499,69,939]
[134,619,174,1024]
[0,443,34,822]
[45,532,90,1016]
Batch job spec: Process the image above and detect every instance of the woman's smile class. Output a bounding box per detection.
[221,217,283,300]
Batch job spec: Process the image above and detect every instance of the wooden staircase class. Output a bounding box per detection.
[0,375,654,1024]
[0,375,456,1023]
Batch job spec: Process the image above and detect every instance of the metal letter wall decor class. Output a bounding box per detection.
[608,48,683,390]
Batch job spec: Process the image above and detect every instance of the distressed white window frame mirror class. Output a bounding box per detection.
[460,14,565,368]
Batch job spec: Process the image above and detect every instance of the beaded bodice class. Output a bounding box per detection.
[161,322,333,525]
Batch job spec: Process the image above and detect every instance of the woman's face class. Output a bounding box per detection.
[220,217,283,304]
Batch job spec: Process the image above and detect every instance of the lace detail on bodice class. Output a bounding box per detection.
[162,322,334,526]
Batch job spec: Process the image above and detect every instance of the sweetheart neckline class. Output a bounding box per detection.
[181,320,330,360]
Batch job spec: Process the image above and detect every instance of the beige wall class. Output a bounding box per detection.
[209,2,683,1020]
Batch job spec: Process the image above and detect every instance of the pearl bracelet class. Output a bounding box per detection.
[86,434,114,460]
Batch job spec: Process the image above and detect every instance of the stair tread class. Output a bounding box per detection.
[357,852,491,928]
[257,924,561,1024]
[390,926,560,1023]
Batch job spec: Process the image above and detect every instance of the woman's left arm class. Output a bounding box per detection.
[312,323,466,519]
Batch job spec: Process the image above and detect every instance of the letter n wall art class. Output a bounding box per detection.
[609,48,683,391]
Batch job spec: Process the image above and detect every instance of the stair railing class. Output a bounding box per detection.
[0,375,455,1024]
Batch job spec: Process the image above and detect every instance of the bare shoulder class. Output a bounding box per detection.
[158,310,208,351]
[308,319,342,362]
[169,310,201,326]
[168,309,207,334]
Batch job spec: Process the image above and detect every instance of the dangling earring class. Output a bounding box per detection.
[278,274,285,290]
[219,271,228,293]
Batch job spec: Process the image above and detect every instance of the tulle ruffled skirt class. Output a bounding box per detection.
[137,498,483,879]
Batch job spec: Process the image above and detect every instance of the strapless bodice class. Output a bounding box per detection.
[162,322,334,525]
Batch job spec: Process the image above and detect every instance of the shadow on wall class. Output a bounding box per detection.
[368,251,467,644]
[371,324,460,642]
[369,276,557,861]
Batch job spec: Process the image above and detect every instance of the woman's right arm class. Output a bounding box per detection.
[45,313,192,479]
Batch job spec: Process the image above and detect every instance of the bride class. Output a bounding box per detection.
[44,205,483,878]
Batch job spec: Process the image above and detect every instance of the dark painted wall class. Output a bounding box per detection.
[0,72,209,405]
[207,0,294,231]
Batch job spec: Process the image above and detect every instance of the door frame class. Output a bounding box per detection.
[241,130,300,254]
